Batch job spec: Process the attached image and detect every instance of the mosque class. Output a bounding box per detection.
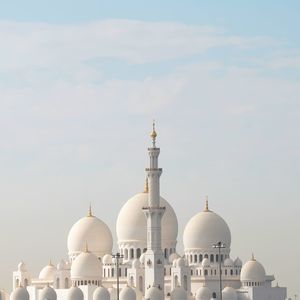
[2,125,287,300]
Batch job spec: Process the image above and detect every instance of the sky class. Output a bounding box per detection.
[0,0,299,298]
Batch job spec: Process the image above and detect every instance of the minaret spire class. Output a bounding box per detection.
[143,122,165,298]
[87,203,93,217]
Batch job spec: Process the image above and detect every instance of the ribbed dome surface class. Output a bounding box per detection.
[68,215,113,258]
[183,209,231,250]
[116,193,178,248]
[240,258,266,283]
[71,251,101,280]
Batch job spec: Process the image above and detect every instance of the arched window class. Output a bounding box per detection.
[84,280,87,285]
[204,269,208,276]
[137,248,141,258]
[221,254,224,262]
[130,248,134,259]
[225,269,227,276]
[212,292,217,299]
[112,268,115,277]
[15,279,19,288]
[191,269,193,275]
[199,254,203,262]
[130,276,134,286]
[216,254,219,262]
[204,254,208,259]
[108,269,110,277]
[190,254,193,263]
[104,269,106,277]
[125,249,128,260]
[210,254,214,262]
[143,248,147,253]
[164,248,168,259]
[230,269,233,276]
[56,278,60,288]
[214,270,216,275]
[199,269,201,276]
[125,268,127,277]
[24,279,28,287]
[194,254,197,263]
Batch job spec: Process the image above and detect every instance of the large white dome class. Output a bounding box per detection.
[116,192,178,248]
[68,210,113,259]
[183,204,231,251]
[71,251,101,280]
[240,256,266,283]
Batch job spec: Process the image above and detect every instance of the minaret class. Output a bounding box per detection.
[143,123,165,296]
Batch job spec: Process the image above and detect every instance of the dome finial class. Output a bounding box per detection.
[48,258,53,266]
[87,203,93,217]
[84,241,89,253]
[204,195,210,212]
[251,253,256,261]
[150,120,157,147]
[143,177,149,193]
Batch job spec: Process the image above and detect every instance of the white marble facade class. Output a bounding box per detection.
[9,126,287,300]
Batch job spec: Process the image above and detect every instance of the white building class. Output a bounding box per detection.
[9,125,287,300]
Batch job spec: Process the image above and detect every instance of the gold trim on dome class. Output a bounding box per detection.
[203,195,210,212]
[143,177,149,193]
[87,204,93,217]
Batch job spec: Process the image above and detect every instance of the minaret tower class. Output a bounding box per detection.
[143,123,165,296]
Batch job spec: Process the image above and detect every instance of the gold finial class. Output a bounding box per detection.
[251,253,256,261]
[203,195,210,212]
[84,241,89,253]
[48,259,53,266]
[150,121,157,146]
[87,203,93,217]
[143,177,149,193]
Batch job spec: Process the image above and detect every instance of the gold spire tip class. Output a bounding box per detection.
[150,120,157,142]
[204,195,210,212]
[87,203,93,217]
[143,177,149,193]
[48,259,53,266]
[251,253,256,261]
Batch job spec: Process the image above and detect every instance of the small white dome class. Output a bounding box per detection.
[195,286,211,300]
[224,258,234,267]
[39,286,57,300]
[145,287,163,300]
[17,262,26,272]
[39,263,57,281]
[222,287,237,300]
[102,254,113,265]
[132,259,141,269]
[68,213,113,259]
[67,286,83,300]
[183,206,231,251]
[240,257,266,283]
[171,286,187,300]
[201,258,210,267]
[93,286,109,300]
[116,193,178,250]
[168,253,180,263]
[71,251,101,280]
[57,259,66,271]
[120,286,136,300]
[234,257,243,267]
[139,253,146,265]
[108,287,117,300]
[10,287,29,300]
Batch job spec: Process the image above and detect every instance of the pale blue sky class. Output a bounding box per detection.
[0,1,299,298]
